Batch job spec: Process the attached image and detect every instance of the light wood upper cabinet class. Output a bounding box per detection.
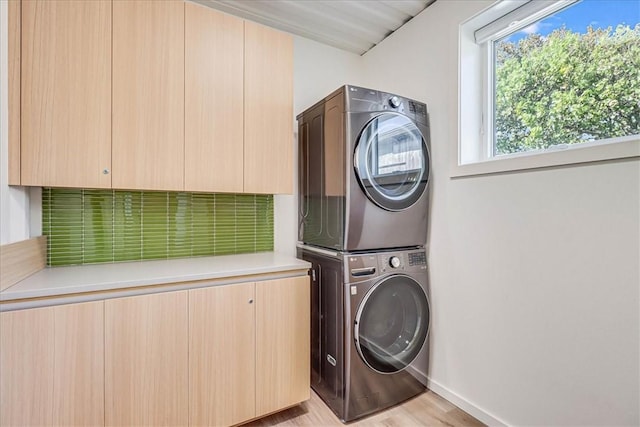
[20,0,112,188]
[244,21,294,194]
[8,0,21,186]
[189,283,256,426]
[185,3,244,193]
[13,1,294,194]
[112,0,185,191]
[105,291,188,426]
[0,301,104,427]
[256,276,311,416]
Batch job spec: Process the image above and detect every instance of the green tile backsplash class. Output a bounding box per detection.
[42,188,274,266]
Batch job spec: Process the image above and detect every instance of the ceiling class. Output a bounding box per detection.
[194,0,435,55]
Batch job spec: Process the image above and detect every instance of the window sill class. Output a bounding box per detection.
[450,137,640,178]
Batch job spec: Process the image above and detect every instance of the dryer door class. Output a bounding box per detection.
[354,113,429,211]
[354,274,430,374]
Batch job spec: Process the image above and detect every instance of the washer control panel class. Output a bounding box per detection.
[408,251,427,266]
[389,256,401,268]
[379,252,404,272]
[346,250,427,281]
[379,250,427,273]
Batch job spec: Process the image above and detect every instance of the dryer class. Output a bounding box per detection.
[298,245,430,422]
[298,85,431,251]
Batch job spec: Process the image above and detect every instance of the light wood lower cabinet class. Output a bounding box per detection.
[189,282,256,426]
[0,306,54,426]
[105,291,188,426]
[53,302,105,426]
[189,276,310,425]
[256,276,311,416]
[0,301,104,427]
[0,276,309,427]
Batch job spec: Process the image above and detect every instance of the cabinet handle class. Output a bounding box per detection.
[102,168,110,175]
[248,299,254,304]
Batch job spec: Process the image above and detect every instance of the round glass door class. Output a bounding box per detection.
[354,275,430,374]
[354,113,429,211]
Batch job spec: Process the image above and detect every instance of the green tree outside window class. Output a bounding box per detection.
[494,25,640,155]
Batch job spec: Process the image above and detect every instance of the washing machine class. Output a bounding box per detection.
[297,85,431,251]
[298,244,430,422]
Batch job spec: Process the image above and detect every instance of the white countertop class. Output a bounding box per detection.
[1,252,310,301]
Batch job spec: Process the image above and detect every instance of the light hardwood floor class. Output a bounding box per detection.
[247,390,485,426]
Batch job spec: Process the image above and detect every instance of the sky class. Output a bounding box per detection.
[505,0,640,43]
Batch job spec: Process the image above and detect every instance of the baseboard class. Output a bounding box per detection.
[426,377,509,426]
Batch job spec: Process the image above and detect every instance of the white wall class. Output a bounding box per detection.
[361,1,640,425]
[275,36,363,255]
[0,1,31,245]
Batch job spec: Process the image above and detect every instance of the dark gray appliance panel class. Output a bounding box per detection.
[297,96,346,250]
[298,248,345,418]
[298,103,324,245]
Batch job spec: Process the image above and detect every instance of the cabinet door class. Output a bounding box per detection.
[112,0,184,191]
[21,0,111,188]
[244,21,294,194]
[185,3,244,193]
[0,307,55,426]
[9,0,20,185]
[255,276,310,416]
[0,302,104,427]
[189,283,256,426]
[105,291,188,426]
[53,301,105,426]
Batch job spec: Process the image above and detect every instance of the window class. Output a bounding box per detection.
[457,0,640,176]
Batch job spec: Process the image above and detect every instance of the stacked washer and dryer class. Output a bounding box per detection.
[296,85,432,422]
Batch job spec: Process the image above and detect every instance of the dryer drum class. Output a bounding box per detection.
[354,112,430,212]
[354,274,430,374]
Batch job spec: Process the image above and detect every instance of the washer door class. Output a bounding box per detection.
[354,275,430,374]
[354,113,429,211]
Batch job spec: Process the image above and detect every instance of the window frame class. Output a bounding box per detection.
[455,0,640,178]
